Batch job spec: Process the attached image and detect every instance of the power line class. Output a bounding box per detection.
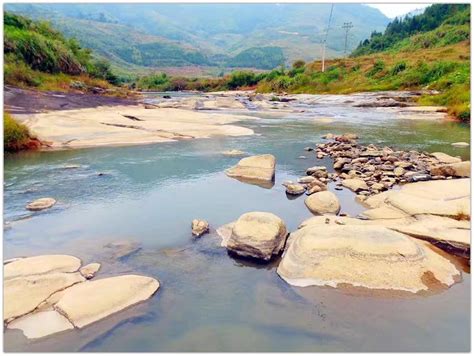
[342,22,354,55]
[321,4,334,73]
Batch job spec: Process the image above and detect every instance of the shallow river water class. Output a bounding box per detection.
[4,93,471,351]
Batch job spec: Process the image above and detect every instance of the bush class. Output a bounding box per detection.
[4,12,119,86]
[87,59,118,84]
[292,60,306,69]
[227,71,260,89]
[391,61,407,75]
[4,112,31,151]
[136,73,169,90]
[367,59,385,77]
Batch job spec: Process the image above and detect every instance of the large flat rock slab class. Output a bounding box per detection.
[400,178,470,200]
[364,179,470,218]
[55,275,160,328]
[4,255,81,280]
[389,215,470,259]
[430,161,470,178]
[4,272,85,321]
[277,225,460,293]
[19,106,255,149]
[299,213,470,259]
[387,192,470,218]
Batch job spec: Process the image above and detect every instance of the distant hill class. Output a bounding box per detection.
[227,47,285,70]
[352,4,469,56]
[5,3,389,71]
[251,4,470,121]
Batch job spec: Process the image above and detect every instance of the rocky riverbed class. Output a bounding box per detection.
[4,90,470,351]
[5,88,457,151]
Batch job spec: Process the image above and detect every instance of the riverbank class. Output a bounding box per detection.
[5,88,456,151]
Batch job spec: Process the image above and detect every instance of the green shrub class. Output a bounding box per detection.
[227,71,260,89]
[391,61,407,75]
[367,59,385,77]
[4,112,31,151]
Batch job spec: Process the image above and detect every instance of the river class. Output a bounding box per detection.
[4,92,470,351]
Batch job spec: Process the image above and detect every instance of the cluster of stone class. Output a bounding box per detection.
[311,133,470,199]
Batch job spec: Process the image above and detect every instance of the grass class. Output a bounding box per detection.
[4,56,131,98]
[4,112,32,152]
[255,41,470,122]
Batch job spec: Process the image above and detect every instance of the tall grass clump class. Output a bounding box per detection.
[4,112,32,152]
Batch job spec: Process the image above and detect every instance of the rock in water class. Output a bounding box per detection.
[430,161,470,178]
[277,225,460,293]
[451,142,469,147]
[4,272,85,321]
[26,198,56,211]
[305,191,340,215]
[222,149,246,157]
[55,275,160,328]
[79,263,101,279]
[4,255,81,280]
[103,241,141,260]
[430,152,461,164]
[7,310,74,339]
[341,178,369,192]
[389,215,470,259]
[286,183,306,195]
[191,219,210,237]
[223,212,288,261]
[225,154,276,183]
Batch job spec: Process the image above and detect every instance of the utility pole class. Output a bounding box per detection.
[321,4,334,72]
[342,22,354,55]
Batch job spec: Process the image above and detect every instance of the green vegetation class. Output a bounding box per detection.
[4,12,123,93]
[6,3,389,69]
[254,42,470,121]
[352,4,469,56]
[133,70,267,91]
[252,4,470,122]
[227,47,285,70]
[4,112,33,152]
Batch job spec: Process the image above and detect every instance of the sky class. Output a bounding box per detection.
[367,4,431,18]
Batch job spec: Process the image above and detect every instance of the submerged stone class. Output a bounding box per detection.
[222,149,246,157]
[25,198,56,211]
[7,310,74,339]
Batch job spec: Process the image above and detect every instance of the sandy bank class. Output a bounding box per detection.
[16,105,255,150]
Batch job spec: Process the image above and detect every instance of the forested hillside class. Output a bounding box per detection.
[352,4,469,56]
[253,4,470,121]
[5,3,389,71]
[4,12,122,93]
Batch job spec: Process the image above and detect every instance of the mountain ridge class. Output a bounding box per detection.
[5,3,389,71]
